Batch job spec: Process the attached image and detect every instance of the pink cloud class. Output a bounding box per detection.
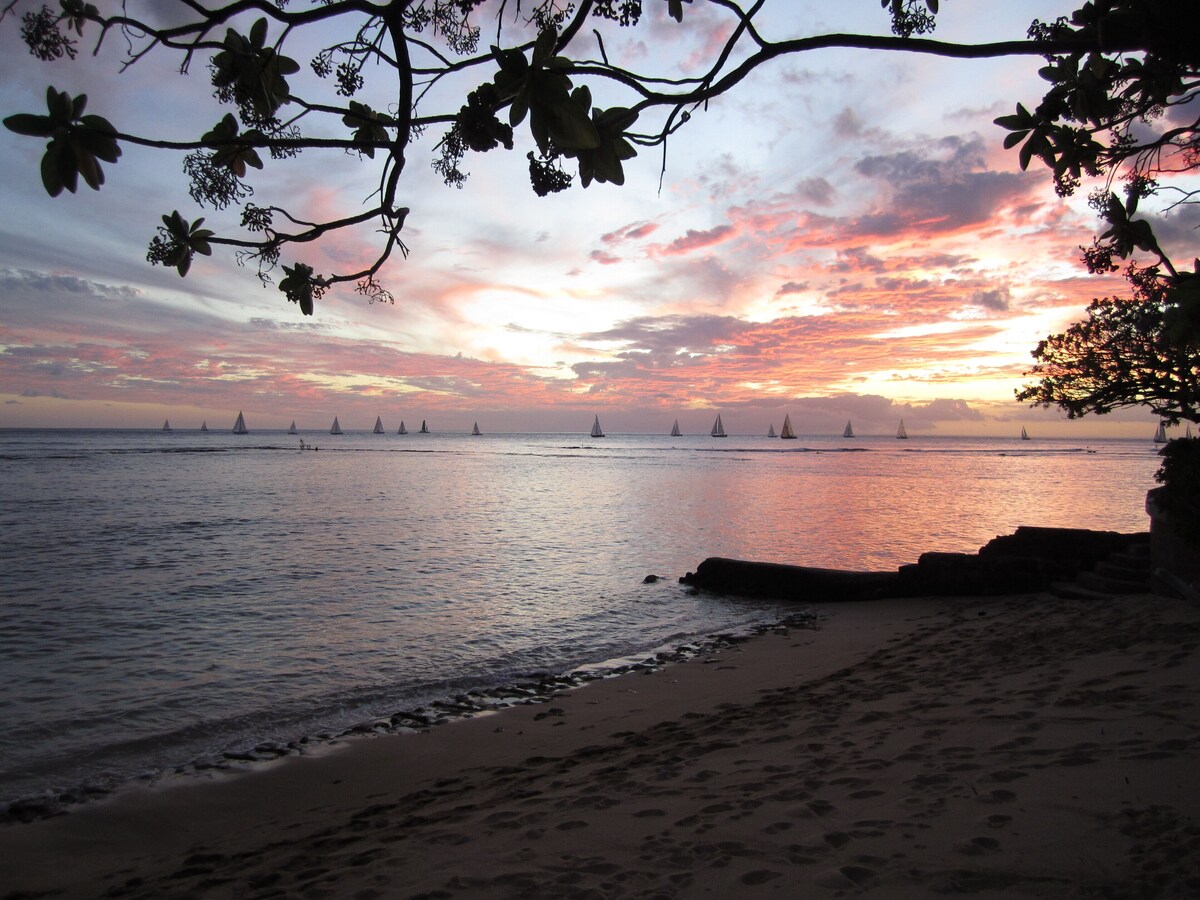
[655,224,737,257]
[590,249,622,265]
[601,222,660,245]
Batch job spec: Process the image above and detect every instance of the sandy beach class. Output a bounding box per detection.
[2,590,1198,899]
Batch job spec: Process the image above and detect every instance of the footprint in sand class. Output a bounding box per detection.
[956,836,1001,855]
[740,869,782,885]
[850,789,885,800]
[806,799,837,816]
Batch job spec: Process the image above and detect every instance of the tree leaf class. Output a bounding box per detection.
[249,17,268,49]
[548,100,599,151]
[509,87,530,128]
[3,113,55,138]
[1018,139,1034,171]
[40,146,64,197]
[532,27,556,67]
[72,143,103,190]
[1002,130,1028,149]
[47,87,72,123]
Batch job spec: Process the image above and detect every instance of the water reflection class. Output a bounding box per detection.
[0,430,1161,803]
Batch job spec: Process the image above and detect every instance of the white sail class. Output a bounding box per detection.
[200,420,208,432]
[1021,426,1031,441]
[419,420,430,433]
[287,420,297,434]
[1153,421,1167,444]
[398,421,407,435]
[162,419,171,432]
[590,415,604,438]
[896,419,907,439]
[711,414,726,437]
[472,422,481,435]
[670,419,681,437]
[767,424,777,438]
[779,414,796,440]
[373,416,384,434]
[330,417,343,435]
[843,420,854,438]
[232,411,248,434]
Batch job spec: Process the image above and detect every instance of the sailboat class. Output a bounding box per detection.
[767,424,777,438]
[472,422,481,436]
[1153,421,1167,444]
[162,419,172,432]
[419,420,430,434]
[843,420,854,438]
[373,416,384,434]
[200,420,208,432]
[896,419,908,440]
[287,420,297,435]
[711,414,727,438]
[779,414,796,440]
[670,419,681,437]
[232,411,248,435]
[590,415,604,438]
[1021,426,1031,441]
[398,421,407,435]
[330,417,343,435]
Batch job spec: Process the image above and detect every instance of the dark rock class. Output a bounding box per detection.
[896,527,1150,597]
[682,527,1151,602]
[896,551,1047,596]
[680,557,898,602]
[642,574,660,584]
[978,526,1143,578]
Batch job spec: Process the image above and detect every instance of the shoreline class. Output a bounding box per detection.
[3,591,1198,898]
[0,611,817,825]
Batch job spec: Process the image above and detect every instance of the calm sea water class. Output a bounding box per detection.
[0,427,1161,808]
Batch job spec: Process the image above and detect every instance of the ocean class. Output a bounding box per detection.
[0,427,1162,811]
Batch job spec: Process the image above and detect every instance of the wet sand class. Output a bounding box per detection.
[2,591,1198,898]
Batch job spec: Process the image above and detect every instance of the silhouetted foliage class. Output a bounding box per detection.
[2,0,1195,329]
[1016,264,1200,424]
[1006,0,1200,428]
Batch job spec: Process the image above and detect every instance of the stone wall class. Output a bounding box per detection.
[1146,487,1200,598]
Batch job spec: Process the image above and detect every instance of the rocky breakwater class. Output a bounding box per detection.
[898,526,1149,597]
[681,527,1151,602]
[680,558,898,602]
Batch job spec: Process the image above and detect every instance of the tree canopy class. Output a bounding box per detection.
[1015,267,1200,424]
[3,0,1199,422]
[994,0,1200,425]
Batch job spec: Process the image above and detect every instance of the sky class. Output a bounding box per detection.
[0,0,1194,437]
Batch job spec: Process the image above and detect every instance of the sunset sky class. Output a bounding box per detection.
[1,0,1191,437]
